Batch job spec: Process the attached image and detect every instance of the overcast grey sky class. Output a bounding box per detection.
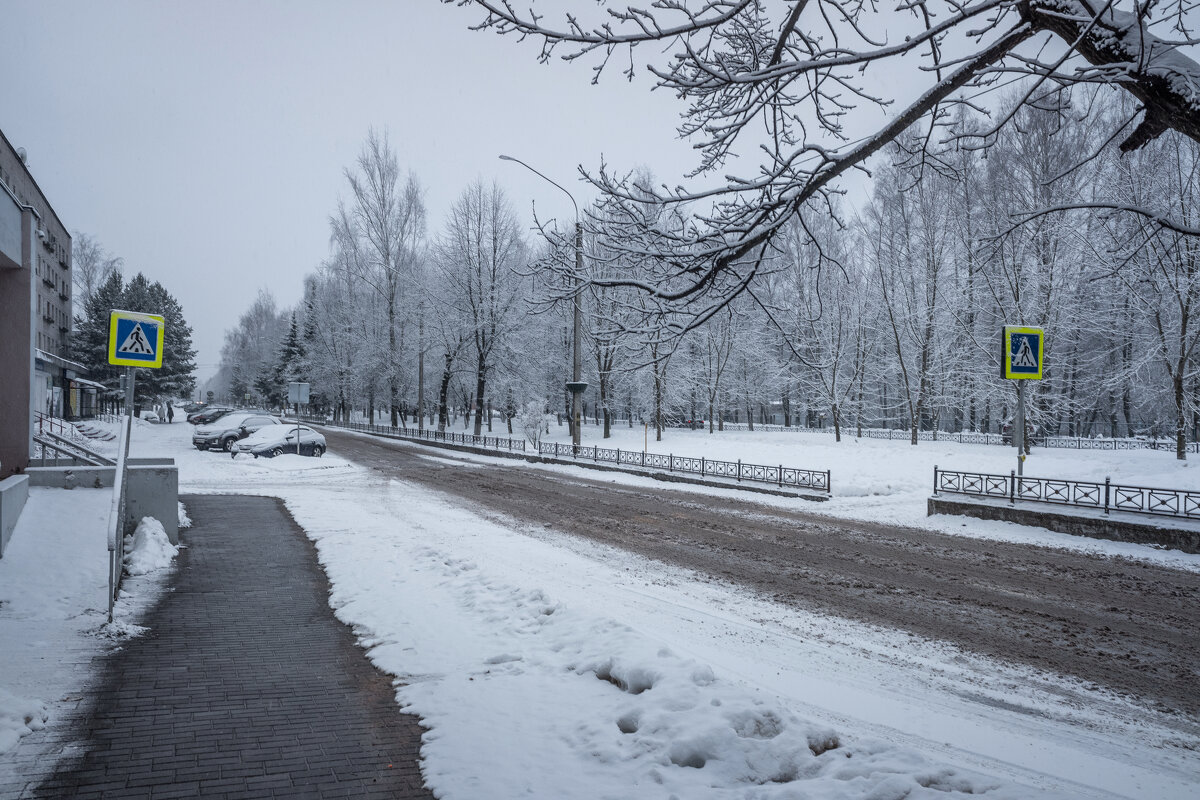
[2,0,704,383]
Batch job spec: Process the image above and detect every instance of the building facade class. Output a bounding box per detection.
[0,127,75,478]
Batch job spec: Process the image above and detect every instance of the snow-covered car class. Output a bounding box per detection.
[192,412,281,452]
[188,405,237,425]
[234,424,326,458]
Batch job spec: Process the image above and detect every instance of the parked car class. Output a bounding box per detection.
[188,405,236,425]
[182,402,206,414]
[192,412,281,452]
[235,425,327,458]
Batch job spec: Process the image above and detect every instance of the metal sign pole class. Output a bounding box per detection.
[125,366,135,421]
[1016,380,1025,478]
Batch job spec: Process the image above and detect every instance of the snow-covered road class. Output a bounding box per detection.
[5,419,1198,798]
[175,421,1199,798]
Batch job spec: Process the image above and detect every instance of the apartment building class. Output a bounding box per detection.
[0,126,78,478]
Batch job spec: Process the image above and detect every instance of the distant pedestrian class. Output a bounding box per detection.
[166,401,174,424]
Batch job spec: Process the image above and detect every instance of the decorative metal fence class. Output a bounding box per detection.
[716,422,1200,453]
[302,416,831,493]
[538,441,831,493]
[302,417,529,453]
[933,466,1200,520]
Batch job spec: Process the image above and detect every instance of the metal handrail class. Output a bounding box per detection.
[932,466,1200,520]
[106,413,133,621]
[38,430,114,466]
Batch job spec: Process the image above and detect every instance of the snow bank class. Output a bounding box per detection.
[122,517,177,576]
[0,688,47,756]
[385,549,1020,799]
[178,501,192,529]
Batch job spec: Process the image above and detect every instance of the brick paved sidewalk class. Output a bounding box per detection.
[34,494,435,800]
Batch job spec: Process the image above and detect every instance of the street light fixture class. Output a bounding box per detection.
[499,154,586,448]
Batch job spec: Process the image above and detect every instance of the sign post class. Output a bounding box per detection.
[1001,326,1044,479]
[106,309,166,621]
[288,382,310,455]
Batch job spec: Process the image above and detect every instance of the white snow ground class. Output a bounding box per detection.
[2,419,1198,798]
[0,489,179,778]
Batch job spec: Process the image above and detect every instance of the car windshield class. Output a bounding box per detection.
[242,424,307,445]
[202,413,253,430]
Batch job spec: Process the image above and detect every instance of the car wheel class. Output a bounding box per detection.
[222,437,237,452]
[270,447,284,457]
[313,445,324,458]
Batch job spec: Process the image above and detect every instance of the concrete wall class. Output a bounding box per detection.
[126,465,179,546]
[0,474,29,558]
[26,461,179,545]
[928,495,1200,554]
[0,204,34,479]
[0,184,19,264]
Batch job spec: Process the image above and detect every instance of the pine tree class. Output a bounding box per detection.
[68,271,196,404]
[69,271,125,388]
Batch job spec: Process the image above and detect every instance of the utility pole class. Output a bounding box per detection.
[499,154,588,448]
[572,221,584,448]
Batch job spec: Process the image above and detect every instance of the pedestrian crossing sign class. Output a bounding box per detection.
[108,310,165,368]
[1002,325,1043,380]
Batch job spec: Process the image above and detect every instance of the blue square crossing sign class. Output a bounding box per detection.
[108,310,165,368]
[1002,325,1043,380]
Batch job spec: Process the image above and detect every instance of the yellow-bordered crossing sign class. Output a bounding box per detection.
[1001,325,1043,380]
[108,310,165,368]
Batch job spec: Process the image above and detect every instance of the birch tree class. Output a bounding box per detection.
[343,129,426,427]
[450,0,1200,328]
[436,180,526,435]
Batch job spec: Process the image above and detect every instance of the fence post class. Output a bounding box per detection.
[1104,477,1111,515]
[642,450,646,468]
[778,465,783,488]
[701,457,705,477]
[933,465,938,496]
[826,470,831,493]
[1009,469,1016,506]
[670,454,674,472]
[616,447,620,465]
[737,458,742,482]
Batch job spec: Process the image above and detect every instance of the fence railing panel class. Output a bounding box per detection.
[712,421,1199,453]
[305,416,834,493]
[934,466,1200,520]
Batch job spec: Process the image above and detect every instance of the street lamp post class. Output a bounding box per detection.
[499,154,586,448]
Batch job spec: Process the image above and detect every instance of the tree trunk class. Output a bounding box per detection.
[473,370,486,436]
[1175,369,1188,461]
[388,298,399,428]
[600,372,611,439]
[417,312,425,431]
[437,359,452,432]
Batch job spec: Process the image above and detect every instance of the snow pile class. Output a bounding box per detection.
[398,555,1014,798]
[178,501,192,529]
[0,688,47,756]
[299,484,1028,799]
[122,517,177,576]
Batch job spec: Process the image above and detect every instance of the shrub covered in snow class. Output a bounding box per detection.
[123,517,178,576]
[515,401,553,448]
